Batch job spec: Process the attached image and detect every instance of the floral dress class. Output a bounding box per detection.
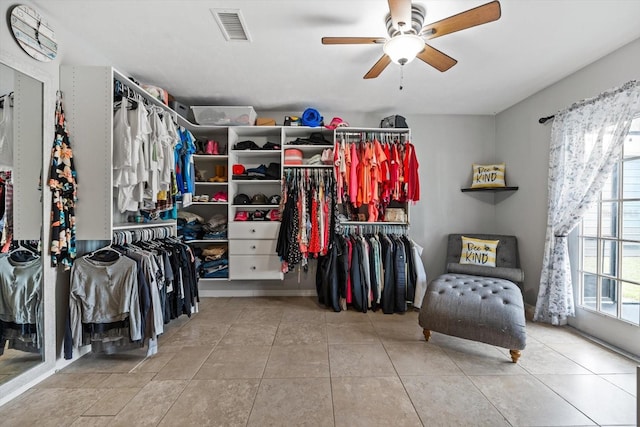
[49,96,77,269]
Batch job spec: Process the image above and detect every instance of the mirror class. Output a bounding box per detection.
[0,61,44,387]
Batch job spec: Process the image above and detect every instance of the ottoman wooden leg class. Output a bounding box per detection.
[423,329,431,341]
[510,349,521,363]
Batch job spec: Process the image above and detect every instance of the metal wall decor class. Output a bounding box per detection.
[9,5,57,62]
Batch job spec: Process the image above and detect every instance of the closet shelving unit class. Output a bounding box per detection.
[333,126,412,227]
[192,153,229,192]
[60,66,183,240]
[58,65,417,296]
[282,126,334,169]
[180,126,230,281]
[227,126,283,280]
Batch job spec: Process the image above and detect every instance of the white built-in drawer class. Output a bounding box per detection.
[229,222,280,239]
[229,255,283,280]
[230,239,277,255]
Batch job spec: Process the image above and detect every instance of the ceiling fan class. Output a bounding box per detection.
[321,0,501,79]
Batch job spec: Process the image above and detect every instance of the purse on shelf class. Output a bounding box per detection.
[383,208,406,223]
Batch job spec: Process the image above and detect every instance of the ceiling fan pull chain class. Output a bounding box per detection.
[399,66,404,91]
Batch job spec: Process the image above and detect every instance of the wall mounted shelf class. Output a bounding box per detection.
[461,186,519,193]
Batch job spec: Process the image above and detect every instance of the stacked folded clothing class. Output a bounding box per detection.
[177,211,205,241]
[197,245,228,278]
[202,214,228,240]
[178,212,228,241]
[200,258,229,278]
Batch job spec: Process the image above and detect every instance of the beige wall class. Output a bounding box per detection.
[263,110,499,282]
[495,37,640,307]
[3,0,639,370]
[0,0,116,367]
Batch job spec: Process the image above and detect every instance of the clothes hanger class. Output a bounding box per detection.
[0,92,14,109]
[87,243,121,262]
[8,241,40,262]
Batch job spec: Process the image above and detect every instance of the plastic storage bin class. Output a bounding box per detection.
[191,106,257,126]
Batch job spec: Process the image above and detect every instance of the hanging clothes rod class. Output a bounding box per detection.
[112,70,179,123]
[112,225,176,245]
[338,131,407,137]
[341,223,408,235]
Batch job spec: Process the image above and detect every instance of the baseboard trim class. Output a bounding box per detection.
[199,289,318,297]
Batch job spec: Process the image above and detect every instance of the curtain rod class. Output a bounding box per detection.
[538,80,639,125]
[538,115,555,124]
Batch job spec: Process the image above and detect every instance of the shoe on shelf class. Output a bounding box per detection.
[195,167,206,182]
[199,195,210,202]
[205,140,220,155]
[195,140,205,154]
[212,164,228,182]
[212,191,228,202]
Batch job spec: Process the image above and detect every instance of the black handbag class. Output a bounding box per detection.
[380,115,408,128]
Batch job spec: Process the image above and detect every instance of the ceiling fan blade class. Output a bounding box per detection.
[322,37,386,45]
[422,0,501,40]
[416,45,457,72]
[364,55,391,79]
[388,0,412,32]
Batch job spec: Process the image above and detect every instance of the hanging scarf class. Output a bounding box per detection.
[49,93,78,269]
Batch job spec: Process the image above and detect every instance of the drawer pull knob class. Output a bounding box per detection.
[251,229,256,233]
[250,266,256,270]
[251,245,256,249]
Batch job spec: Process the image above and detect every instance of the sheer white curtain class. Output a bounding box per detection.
[534,81,640,325]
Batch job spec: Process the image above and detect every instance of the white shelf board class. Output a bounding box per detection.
[194,181,228,185]
[231,179,281,184]
[283,144,333,151]
[284,165,332,169]
[112,220,177,231]
[192,154,228,160]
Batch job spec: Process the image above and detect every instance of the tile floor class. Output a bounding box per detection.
[0,296,637,426]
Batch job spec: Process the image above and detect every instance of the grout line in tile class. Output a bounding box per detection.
[327,322,337,427]
[246,321,278,426]
[155,345,217,426]
[531,373,604,426]
[378,325,424,426]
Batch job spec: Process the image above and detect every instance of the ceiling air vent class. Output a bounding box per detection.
[211,9,251,42]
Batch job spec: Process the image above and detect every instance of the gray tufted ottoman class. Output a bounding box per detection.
[419,273,526,362]
[418,234,527,363]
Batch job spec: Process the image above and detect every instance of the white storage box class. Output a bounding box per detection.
[191,106,257,126]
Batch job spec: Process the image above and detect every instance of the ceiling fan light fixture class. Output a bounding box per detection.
[383,34,425,65]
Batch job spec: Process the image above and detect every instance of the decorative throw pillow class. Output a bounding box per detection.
[471,163,506,188]
[459,236,500,267]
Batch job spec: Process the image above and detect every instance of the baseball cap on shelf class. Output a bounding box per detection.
[292,132,332,145]
[269,194,281,205]
[233,193,250,205]
[267,209,281,221]
[234,211,249,221]
[251,193,268,205]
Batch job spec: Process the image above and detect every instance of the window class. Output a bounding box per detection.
[578,117,640,325]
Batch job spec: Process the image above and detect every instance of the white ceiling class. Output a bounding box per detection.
[32,0,640,116]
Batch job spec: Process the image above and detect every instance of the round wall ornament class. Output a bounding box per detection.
[9,5,58,62]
